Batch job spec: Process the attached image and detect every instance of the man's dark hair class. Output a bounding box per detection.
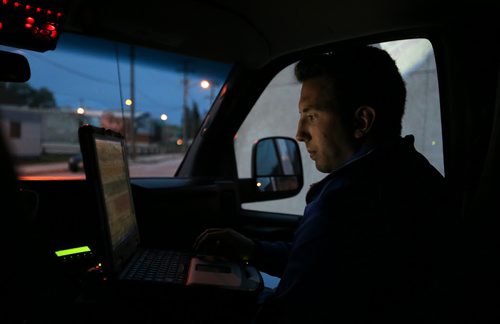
[294,45,406,138]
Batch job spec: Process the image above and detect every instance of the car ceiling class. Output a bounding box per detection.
[63,0,498,69]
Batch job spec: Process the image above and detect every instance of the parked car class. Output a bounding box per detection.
[67,153,83,172]
[1,0,500,323]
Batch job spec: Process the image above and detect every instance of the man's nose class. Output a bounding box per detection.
[295,122,307,142]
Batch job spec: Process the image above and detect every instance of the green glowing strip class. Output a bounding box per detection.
[55,246,91,257]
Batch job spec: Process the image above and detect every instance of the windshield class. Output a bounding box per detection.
[0,32,232,179]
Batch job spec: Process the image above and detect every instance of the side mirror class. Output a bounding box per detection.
[252,136,303,194]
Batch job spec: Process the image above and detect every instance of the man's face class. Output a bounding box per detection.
[296,77,357,173]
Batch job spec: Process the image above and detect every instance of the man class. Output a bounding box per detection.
[194,45,454,323]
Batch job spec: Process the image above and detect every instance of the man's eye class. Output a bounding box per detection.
[307,114,316,121]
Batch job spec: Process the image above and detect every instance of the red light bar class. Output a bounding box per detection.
[0,0,68,52]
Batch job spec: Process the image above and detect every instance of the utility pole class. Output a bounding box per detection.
[182,61,190,151]
[130,45,136,159]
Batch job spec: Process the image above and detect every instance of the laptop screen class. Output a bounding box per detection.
[79,125,140,273]
[95,137,137,250]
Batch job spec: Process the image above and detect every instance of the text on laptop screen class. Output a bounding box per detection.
[95,138,138,250]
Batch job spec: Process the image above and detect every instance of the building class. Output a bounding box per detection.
[0,105,173,157]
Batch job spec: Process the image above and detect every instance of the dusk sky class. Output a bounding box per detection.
[2,32,231,126]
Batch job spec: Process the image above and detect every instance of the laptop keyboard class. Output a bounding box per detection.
[121,249,191,284]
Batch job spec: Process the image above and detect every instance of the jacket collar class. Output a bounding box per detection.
[305,135,413,203]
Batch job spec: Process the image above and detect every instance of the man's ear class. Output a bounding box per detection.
[353,105,376,139]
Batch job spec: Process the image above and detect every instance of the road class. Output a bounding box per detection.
[129,154,184,177]
[17,153,184,179]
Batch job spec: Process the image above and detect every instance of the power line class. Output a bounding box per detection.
[27,53,117,85]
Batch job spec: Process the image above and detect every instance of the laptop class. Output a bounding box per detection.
[77,124,262,294]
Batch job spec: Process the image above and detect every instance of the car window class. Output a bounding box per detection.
[0,33,232,179]
[235,38,443,215]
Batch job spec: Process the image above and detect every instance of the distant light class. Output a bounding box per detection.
[176,139,184,146]
[431,140,436,146]
[76,107,85,115]
[125,99,133,106]
[160,113,168,121]
[256,182,262,187]
[200,80,210,89]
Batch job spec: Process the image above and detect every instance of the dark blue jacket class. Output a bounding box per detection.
[254,135,455,323]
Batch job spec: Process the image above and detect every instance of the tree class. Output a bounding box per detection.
[0,83,57,108]
[0,83,27,105]
[29,87,57,108]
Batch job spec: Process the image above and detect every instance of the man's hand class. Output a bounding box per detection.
[193,228,256,261]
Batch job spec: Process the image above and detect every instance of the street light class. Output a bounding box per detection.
[160,113,168,121]
[200,79,217,104]
[200,80,210,89]
[180,61,220,151]
[125,97,136,159]
[76,107,85,125]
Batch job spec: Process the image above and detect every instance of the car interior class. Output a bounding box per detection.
[1,0,500,323]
